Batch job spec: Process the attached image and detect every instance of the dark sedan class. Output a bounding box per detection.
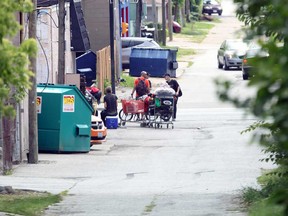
[242,43,269,80]
[217,39,248,70]
[202,0,223,16]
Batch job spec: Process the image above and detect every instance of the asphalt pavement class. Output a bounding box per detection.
[0,0,275,215]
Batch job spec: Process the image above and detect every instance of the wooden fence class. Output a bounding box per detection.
[96,45,111,92]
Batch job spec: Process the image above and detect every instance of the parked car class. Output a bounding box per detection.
[173,21,181,33]
[242,43,269,80]
[121,37,161,70]
[217,39,248,70]
[202,0,223,16]
[90,115,107,146]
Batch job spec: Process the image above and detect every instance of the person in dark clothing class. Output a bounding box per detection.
[164,73,182,120]
[101,87,118,126]
[146,72,152,91]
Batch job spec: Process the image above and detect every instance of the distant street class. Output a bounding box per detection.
[0,0,274,215]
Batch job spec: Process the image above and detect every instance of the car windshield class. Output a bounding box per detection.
[227,41,247,50]
[246,42,269,58]
[246,48,269,58]
[204,0,219,4]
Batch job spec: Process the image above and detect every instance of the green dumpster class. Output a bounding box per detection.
[37,84,93,153]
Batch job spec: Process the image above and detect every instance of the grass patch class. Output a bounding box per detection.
[119,73,135,88]
[177,48,196,60]
[187,61,193,67]
[180,21,215,43]
[163,45,196,61]
[0,190,66,216]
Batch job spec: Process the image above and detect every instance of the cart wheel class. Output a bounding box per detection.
[119,109,133,121]
[167,124,169,129]
[161,114,172,122]
[122,121,126,126]
[172,125,174,129]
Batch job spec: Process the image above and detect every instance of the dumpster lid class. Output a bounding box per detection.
[132,47,178,52]
[77,68,92,73]
[37,84,94,112]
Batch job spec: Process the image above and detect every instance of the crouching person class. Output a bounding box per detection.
[101,87,118,126]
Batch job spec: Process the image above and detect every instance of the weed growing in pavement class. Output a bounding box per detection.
[142,198,157,215]
[241,187,263,205]
[3,169,13,175]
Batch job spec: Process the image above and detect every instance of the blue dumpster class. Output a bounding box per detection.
[129,48,178,77]
[76,51,96,86]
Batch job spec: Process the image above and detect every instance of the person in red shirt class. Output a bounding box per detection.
[86,83,102,105]
[131,71,151,99]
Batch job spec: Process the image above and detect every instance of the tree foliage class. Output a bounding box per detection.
[0,0,37,117]
[216,0,288,213]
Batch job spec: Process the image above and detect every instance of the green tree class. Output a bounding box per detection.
[0,0,37,117]
[216,0,288,213]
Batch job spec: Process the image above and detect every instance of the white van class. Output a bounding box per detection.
[121,37,160,69]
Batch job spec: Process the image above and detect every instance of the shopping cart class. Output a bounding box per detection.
[118,99,146,126]
[147,95,174,129]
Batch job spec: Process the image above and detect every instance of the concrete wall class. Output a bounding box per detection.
[36,4,76,84]
[17,3,76,162]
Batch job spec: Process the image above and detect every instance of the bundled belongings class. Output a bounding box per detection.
[154,83,175,96]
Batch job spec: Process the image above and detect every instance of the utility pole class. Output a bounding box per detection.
[109,0,116,93]
[58,0,66,84]
[2,116,14,172]
[185,0,190,23]
[168,0,173,41]
[28,0,38,164]
[162,0,166,46]
[135,0,142,37]
[152,0,158,42]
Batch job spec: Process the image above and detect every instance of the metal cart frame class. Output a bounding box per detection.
[119,99,147,126]
[147,95,174,129]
